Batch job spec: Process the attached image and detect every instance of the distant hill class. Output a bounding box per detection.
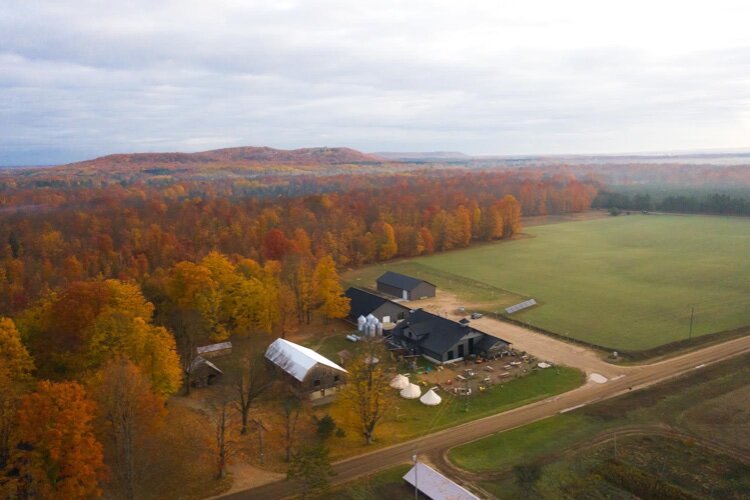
[62,146,386,171]
[375,151,471,161]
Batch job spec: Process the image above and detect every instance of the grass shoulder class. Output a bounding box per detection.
[446,352,750,498]
[325,364,584,461]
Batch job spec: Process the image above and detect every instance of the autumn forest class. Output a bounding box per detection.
[0,151,603,497]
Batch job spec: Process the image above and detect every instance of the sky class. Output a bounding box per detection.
[2,0,750,165]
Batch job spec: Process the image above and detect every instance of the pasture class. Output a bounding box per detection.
[345,215,750,351]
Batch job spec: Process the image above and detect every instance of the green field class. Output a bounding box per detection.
[345,215,750,351]
[447,352,750,499]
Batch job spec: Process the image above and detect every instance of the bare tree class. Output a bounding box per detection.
[209,389,241,479]
[170,309,205,395]
[89,357,165,500]
[233,344,272,435]
[281,395,302,462]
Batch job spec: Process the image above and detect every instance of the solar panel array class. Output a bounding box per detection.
[505,299,537,314]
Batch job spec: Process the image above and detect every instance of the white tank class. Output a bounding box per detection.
[357,315,366,331]
[376,322,383,336]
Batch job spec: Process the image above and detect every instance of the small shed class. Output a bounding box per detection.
[376,271,436,300]
[265,338,348,404]
[187,356,223,387]
[403,462,479,500]
[196,341,233,359]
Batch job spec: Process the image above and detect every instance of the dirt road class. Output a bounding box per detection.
[221,333,750,499]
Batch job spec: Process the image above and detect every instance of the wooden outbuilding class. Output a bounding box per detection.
[187,356,223,387]
[196,341,233,359]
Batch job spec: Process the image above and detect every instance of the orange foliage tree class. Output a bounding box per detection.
[13,381,106,499]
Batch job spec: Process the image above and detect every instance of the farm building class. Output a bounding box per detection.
[403,462,479,500]
[345,287,411,324]
[376,271,436,300]
[265,338,347,404]
[187,356,223,387]
[390,309,510,364]
[196,341,232,359]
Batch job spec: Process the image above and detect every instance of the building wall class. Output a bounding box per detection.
[376,281,405,298]
[300,364,345,394]
[372,302,410,323]
[377,281,436,300]
[189,365,222,387]
[443,331,486,361]
[409,282,436,300]
[266,360,345,401]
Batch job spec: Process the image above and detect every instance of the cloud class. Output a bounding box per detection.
[1,0,750,164]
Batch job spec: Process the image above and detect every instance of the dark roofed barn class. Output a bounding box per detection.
[376,271,436,300]
[391,309,510,364]
[345,287,411,324]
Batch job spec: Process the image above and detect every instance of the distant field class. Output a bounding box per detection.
[345,215,750,351]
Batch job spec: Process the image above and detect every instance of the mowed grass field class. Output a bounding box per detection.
[345,215,750,351]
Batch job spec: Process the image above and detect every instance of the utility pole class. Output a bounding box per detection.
[689,306,695,340]
[614,431,618,459]
[463,377,470,412]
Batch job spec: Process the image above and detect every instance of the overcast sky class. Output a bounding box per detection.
[2,0,750,165]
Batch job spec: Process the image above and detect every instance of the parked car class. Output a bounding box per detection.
[470,312,483,319]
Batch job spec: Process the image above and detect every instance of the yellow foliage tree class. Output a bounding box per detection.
[373,221,398,260]
[312,256,349,321]
[0,317,34,383]
[338,341,390,444]
[166,261,224,341]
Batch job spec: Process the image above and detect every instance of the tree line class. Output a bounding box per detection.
[593,189,750,216]
[0,169,597,315]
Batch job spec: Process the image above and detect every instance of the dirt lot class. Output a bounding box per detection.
[406,290,628,380]
[408,349,540,397]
